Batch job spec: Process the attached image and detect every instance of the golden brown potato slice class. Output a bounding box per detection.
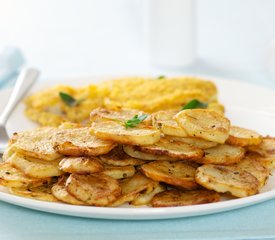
[208,102,225,113]
[100,146,145,166]
[51,177,86,205]
[58,122,83,129]
[103,165,136,179]
[90,107,151,125]
[90,121,160,146]
[123,145,177,161]
[140,161,199,190]
[165,136,218,149]
[59,157,103,174]
[151,189,220,207]
[234,156,270,188]
[66,173,121,206]
[0,163,49,188]
[195,144,245,165]
[11,127,116,160]
[11,127,62,161]
[131,183,166,206]
[10,184,57,202]
[247,137,275,156]
[246,137,275,169]
[9,153,63,178]
[195,164,259,198]
[111,172,158,207]
[226,126,262,147]
[132,137,204,161]
[175,109,230,144]
[2,145,16,162]
[54,127,117,156]
[151,110,188,137]
[245,152,275,170]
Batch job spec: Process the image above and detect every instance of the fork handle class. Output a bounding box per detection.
[0,68,40,126]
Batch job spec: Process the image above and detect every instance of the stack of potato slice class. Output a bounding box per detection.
[1,107,274,207]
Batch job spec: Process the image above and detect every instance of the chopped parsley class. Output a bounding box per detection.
[59,92,84,107]
[181,99,208,110]
[124,114,148,129]
[157,75,166,80]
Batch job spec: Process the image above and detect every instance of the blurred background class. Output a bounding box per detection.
[0,0,275,88]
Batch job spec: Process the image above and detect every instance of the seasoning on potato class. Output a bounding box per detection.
[0,76,273,208]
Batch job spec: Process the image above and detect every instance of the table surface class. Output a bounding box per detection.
[1,0,275,239]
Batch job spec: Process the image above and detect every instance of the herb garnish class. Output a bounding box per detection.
[157,75,165,79]
[181,99,208,110]
[59,92,84,107]
[124,114,148,129]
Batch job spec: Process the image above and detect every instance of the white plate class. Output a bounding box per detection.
[1,75,275,220]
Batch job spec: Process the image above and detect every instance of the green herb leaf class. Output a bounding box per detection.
[181,99,208,110]
[157,75,165,80]
[124,114,148,129]
[59,92,84,107]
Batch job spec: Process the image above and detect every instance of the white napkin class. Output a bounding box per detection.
[0,47,25,88]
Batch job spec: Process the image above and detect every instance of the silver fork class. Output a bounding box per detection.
[0,68,40,155]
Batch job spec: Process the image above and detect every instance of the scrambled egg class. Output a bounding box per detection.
[24,76,224,126]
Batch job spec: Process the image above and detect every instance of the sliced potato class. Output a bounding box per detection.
[208,102,225,113]
[140,161,199,190]
[131,183,166,206]
[90,107,151,124]
[245,152,275,170]
[195,164,259,197]
[11,128,62,161]
[2,145,16,162]
[103,165,136,179]
[10,184,57,202]
[234,156,270,188]
[175,109,230,144]
[226,126,262,147]
[247,137,275,156]
[100,146,145,166]
[66,173,121,206]
[51,177,86,205]
[9,153,63,178]
[165,136,218,149]
[247,137,275,169]
[151,110,188,137]
[11,127,116,160]
[133,137,204,161]
[111,172,158,207]
[196,144,245,165]
[58,122,83,129]
[151,189,220,207]
[90,121,160,146]
[123,145,178,161]
[54,127,117,156]
[59,157,103,174]
[0,162,49,188]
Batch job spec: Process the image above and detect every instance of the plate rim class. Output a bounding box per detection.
[0,188,275,220]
